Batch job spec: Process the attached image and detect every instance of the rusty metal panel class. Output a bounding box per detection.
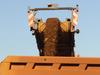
[0,56,100,75]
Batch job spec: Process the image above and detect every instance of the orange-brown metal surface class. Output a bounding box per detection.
[0,56,100,75]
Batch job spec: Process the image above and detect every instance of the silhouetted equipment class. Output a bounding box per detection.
[27,6,79,56]
[75,29,80,34]
[35,18,75,56]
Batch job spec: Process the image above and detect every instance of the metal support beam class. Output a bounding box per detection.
[29,7,76,11]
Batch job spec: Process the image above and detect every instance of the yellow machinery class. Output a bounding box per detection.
[27,5,79,56]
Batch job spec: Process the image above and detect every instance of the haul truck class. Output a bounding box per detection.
[0,4,100,75]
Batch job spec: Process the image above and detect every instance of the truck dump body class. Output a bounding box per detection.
[0,56,100,75]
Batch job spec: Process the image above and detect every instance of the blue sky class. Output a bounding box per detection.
[0,0,100,61]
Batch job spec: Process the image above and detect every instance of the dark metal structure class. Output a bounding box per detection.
[35,18,75,56]
[28,6,78,56]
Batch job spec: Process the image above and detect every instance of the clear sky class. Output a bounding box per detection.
[0,0,100,61]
